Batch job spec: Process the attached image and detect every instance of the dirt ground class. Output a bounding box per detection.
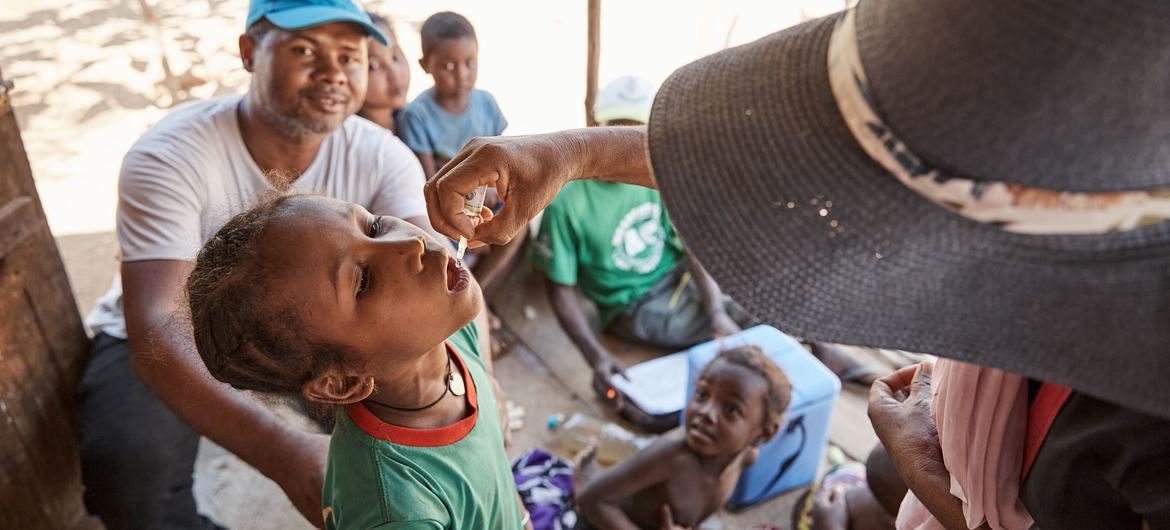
[2,1,892,529]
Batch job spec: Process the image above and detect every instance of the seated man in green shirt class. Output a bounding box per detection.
[531,76,755,420]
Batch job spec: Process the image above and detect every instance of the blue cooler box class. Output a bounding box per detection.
[682,325,840,510]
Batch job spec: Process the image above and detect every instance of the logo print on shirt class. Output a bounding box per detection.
[611,202,665,273]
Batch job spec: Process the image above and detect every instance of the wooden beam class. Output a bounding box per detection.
[585,0,601,126]
[0,196,37,260]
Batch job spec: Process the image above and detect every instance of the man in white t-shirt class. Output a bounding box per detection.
[76,2,426,528]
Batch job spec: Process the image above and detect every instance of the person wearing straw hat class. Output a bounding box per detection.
[426,1,1170,528]
[533,75,755,428]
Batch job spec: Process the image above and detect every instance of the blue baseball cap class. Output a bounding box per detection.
[246,0,388,45]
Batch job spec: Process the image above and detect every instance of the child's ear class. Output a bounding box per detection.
[418,56,430,74]
[755,416,782,447]
[302,369,374,405]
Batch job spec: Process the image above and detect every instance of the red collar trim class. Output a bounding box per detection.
[348,342,479,447]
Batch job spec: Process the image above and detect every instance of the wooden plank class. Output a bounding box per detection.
[584,0,601,126]
[0,65,99,530]
[0,287,80,530]
[0,196,37,260]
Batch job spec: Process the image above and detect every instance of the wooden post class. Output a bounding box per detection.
[585,0,601,126]
[0,67,100,530]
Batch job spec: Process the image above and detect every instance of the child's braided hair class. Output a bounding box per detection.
[186,194,351,396]
[704,345,792,428]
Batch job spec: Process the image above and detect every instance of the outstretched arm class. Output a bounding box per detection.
[425,127,653,246]
[577,437,681,530]
[123,260,328,528]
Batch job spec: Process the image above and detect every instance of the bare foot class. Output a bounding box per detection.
[572,440,600,491]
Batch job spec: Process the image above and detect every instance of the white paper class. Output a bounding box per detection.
[611,352,689,415]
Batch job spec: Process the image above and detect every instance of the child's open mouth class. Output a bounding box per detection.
[446,256,471,293]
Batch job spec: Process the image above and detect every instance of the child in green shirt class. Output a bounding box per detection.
[186,194,528,529]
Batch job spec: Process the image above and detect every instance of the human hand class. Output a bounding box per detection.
[591,354,629,409]
[425,134,586,246]
[867,362,943,473]
[264,430,330,528]
[659,505,691,530]
[710,311,741,339]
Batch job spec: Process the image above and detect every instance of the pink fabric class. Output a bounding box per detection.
[895,359,1034,530]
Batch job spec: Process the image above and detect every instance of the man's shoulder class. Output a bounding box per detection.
[127,96,242,164]
[331,116,417,173]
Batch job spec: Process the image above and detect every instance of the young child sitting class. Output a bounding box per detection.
[185,194,528,529]
[575,346,791,529]
[398,11,507,178]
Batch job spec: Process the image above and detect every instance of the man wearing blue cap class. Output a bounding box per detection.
[77,2,429,528]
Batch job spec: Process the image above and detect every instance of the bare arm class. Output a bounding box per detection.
[577,436,683,530]
[416,152,438,180]
[546,278,614,373]
[687,254,739,338]
[122,260,328,528]
[426,127,653,245]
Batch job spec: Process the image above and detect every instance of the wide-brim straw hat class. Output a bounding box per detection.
[648,0,1170,419]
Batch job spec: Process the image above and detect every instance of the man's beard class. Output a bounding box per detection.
[256,87,347,143]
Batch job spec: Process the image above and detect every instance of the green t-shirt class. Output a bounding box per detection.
[532,180,684,326]
[322,324,521,529]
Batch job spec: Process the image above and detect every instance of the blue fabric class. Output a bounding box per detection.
[398,88,508,161]
[246,0,387,44]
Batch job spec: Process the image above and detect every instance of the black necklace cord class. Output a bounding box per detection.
[364,352,454,413]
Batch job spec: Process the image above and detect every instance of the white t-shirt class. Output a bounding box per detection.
[86,96,427,339]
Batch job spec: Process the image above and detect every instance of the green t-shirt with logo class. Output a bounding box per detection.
[532,180,685,326]
[321,324,522,530]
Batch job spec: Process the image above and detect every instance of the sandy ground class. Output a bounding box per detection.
[2,1,882,529]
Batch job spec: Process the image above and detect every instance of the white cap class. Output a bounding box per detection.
[593,75,657,125]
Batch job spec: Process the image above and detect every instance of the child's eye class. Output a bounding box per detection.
[357,265,370,297]
[443,61,455,71]
[368,216,383,238]
[725,404,740,417]
[695,389,709,401]
[292,46,313,57]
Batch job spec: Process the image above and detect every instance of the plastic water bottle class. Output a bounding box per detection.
[547,413,654,464]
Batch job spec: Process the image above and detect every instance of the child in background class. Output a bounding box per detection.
[575,346,791,529]
[399,11,507,177]
[186,194,529,530]
[358,12,411,135]
[400,11,524,342]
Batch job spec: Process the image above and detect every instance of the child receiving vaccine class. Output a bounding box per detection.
[185,194,529,529]
[575,346,791,529]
